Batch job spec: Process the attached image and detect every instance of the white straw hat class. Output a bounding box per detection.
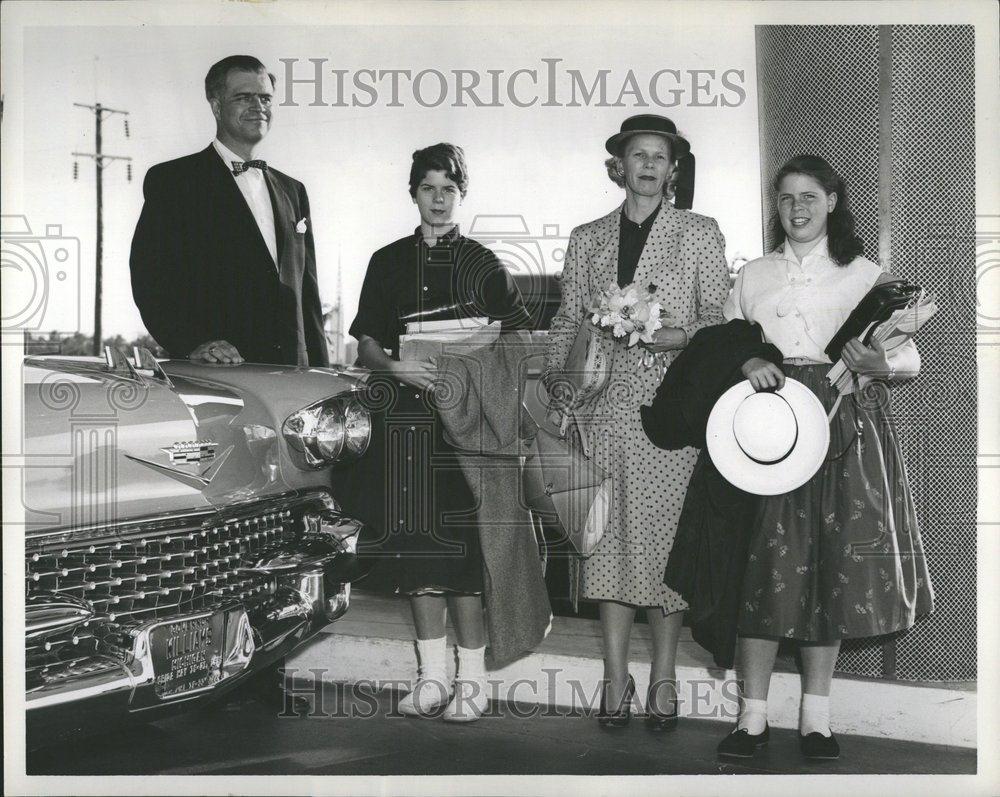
[705,378,830,496]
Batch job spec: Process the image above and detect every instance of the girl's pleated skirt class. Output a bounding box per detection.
[737,364,935,642]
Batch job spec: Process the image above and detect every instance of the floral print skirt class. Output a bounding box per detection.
[737,365,935,642]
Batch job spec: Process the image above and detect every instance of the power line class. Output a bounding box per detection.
[72,102,132,356]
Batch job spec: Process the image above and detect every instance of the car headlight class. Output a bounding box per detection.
[343,397,372,456]
[282,394,372,468]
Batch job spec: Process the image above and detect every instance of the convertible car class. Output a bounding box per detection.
[22,347,374,746]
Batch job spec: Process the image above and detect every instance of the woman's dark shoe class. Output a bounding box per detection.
[717,723,770,758]
[800,731,840,760]
[644,684,679,732]
[597,674,635,729]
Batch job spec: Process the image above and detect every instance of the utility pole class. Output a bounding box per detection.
[73,102,131,356]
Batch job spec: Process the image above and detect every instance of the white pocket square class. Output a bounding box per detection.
[295,217,308,234]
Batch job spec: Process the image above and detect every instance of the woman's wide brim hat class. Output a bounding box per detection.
[706,378,830,496]
[605,114,691,159]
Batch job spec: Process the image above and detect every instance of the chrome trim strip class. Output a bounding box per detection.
[26,657,136,710]
[26,488,335,547]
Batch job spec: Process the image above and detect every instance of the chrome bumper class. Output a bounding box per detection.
[26,505,368,741]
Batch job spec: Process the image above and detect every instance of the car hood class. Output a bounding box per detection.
[22,356,370,537]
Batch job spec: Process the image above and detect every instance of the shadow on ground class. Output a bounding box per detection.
[27,683,976,776]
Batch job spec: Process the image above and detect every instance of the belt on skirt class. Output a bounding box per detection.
[782,357,828,366]
[779,357,842,422]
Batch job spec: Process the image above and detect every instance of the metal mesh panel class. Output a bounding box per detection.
[756,26,881,256]
[755,25,976,681]
[884,25,976,681]
[757,24,885,679]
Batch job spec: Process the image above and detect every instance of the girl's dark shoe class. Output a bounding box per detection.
[800,731,840,760]
[644,684,679,732]
[717,723,770,758]
[597,674,635,729]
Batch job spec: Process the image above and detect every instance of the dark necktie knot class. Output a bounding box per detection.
[232,159,267,175]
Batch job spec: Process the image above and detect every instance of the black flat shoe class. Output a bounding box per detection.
[597,674,635,729]
[644,685,678,732]
[800,731,840,760]
[717,723,770,758]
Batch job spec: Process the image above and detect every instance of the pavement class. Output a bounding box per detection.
[26,682,976,776]
[286,591,977,748]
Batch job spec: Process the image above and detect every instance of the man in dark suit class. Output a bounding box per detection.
[130,54,329,367]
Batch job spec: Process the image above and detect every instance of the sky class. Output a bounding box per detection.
[11,18,761,341]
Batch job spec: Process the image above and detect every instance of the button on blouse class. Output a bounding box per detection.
[349,225,531,359]
[722,237,884,363]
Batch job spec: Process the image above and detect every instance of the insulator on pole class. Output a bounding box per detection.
[124,119,130,138]
[73,161,79,180]
[126,163,132,182]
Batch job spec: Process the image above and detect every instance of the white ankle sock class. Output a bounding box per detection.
[800,692,831,737]
[738,696,768,735]
[397,636,451,716]
[456,644,486,682]
[444,645,488,722]
[415,636,447,684]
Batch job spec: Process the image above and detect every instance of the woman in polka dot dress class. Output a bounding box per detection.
[543,115,731,728]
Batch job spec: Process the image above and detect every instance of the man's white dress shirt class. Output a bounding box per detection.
[213,138,278,267]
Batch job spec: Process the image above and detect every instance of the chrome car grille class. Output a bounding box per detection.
[25,492,330,674]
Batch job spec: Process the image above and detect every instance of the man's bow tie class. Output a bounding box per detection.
[232,159,268,175]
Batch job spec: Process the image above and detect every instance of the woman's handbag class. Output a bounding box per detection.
[549,317,611,409]
[825,278,922,361]
[521,409,612,557]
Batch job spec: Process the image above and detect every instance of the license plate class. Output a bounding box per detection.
[150,613,226,700]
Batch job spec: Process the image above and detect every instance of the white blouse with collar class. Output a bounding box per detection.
[723,237,894,364]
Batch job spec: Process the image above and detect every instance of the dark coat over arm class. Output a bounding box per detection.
[643,319,784,669]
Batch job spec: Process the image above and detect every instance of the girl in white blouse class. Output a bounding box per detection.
[717,155,934,761]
